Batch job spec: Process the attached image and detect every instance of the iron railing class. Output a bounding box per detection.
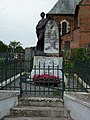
[65,61,90,92]
[75,61,90,86]
[19,61,64,98]
[0,60,21,90]
[0,59,90,98]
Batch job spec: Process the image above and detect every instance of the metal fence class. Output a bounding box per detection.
[0,52,8,61]
[0,60,21,90]
[65,61,90,92]
[0,59,33,90]
[0,59,90,98]
[20,61,64,98]
[0,52,25,61]
[75,61,90,86]
[0,60,64,98]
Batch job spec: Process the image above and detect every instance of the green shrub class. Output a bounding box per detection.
[64,48,90,63]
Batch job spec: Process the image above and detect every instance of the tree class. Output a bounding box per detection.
[15,46,25,53]
[0,40,8,52]
[9,40,22,52]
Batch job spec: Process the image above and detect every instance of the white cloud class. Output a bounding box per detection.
[0,0,58,48]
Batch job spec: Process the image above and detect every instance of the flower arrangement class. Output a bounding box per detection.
[33,74,61,86]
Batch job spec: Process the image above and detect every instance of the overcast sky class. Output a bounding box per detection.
[0,0,58,48]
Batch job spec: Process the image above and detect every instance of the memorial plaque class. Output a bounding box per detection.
[31,56,63,79]
[44,20,59,54]
[33,56,63,69]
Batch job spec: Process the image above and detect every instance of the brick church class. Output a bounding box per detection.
[46,0,90,50]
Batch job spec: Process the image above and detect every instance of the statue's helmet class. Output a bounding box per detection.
[40,12,45,18]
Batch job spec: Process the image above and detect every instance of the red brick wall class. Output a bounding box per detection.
[61,28,80,49]
[47,14,75,50]
[79,3,90,47]
[79,32,90,47]
[71,28,80,48]
[47,0,90,49]
[79,6,90,31]
[61,33,71,50]
[47,14,74,32]
[53,15,74,30]
[81,0,90,4]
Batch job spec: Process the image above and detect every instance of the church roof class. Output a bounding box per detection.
[48,0,82,15]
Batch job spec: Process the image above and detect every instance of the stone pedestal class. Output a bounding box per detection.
[31,56,63,78]
[31,20,67,85]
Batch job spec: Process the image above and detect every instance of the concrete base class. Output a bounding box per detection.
[19,97,63,107]
[4,117,72,120]
[31,56,68,85]
[10,106,68,118]
[2,96,72,120]
[0,90,19,119]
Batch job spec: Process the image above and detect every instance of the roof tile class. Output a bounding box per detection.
[48,0,82,15]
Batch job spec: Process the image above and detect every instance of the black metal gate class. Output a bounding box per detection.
[19,60,65,99]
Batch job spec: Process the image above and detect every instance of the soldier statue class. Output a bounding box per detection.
[36,12,48,52]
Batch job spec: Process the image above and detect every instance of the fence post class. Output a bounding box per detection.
[62,60,65,99]
[20,60,22,97]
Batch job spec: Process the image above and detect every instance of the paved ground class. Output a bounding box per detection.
[65,92,90,103]
[0,90,19,100]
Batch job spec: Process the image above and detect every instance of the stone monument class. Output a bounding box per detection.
[31,13,64,82]
[44,20,59,54]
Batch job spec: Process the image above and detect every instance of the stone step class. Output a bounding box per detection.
[10,106,69,118]
[3,117,72,120]
[19,97,64,107]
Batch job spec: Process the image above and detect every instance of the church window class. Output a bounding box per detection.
[62,22,67,35]
[65,41,70,50]
[60,20,69,36]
